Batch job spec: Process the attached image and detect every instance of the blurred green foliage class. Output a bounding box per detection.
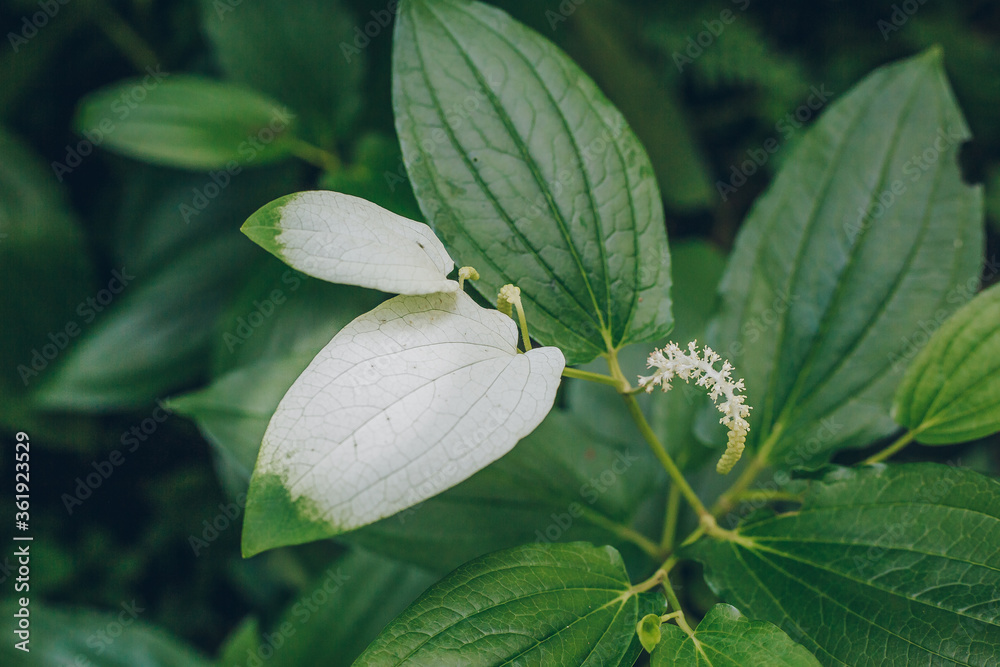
[0,0,997,663]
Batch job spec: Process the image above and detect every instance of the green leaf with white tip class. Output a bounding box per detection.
[651,604,821,666]
[685,464,1000,667]
[393,0,672,365]
[241,290,564,556]
[893,282,1000,444]
[353,543,640,666]
[703,48,984,467]
[74,75,298,170]
[241,191,457,295]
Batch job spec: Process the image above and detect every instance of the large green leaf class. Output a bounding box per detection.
[353,542,640,665]
[200,0,363,147]
[0,127,98,443]
[34,234,258,411]
[393,0,673,365]
[893,283,1000,444]
[74,75,299,170]
[233,550,437,667]
[32,164,297,412]
[651,604,821,666]
[704,49,984,466]
[685,464,1000,666]
[0,600,210,667]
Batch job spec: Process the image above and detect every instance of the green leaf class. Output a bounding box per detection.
[200,0,363,147]
[353,542,640,666]
[241,291,564,556]
[704,48,984,466]
[169,355,314,498]
[33,164,298,412]
[74,75,299,170]
[0,127,99,442]
[0,600,211,667]
[685,464,1000,666]
[350,409,662,573]
[261,549,436,667]
[393,0,673,365]
[893,283,1000,444]
[35,233,258,411]
[209,258,381,376]
[651,604,821,666]
[215,616,262,666]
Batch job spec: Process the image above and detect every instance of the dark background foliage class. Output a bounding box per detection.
[0,0,997,661]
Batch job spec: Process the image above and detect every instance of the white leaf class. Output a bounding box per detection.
[247,290,565,540]
[241,190,457,295]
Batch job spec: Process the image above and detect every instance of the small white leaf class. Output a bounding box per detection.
[242,290,565,554]
[241,190,457,295]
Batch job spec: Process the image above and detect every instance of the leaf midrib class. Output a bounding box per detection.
[420,1,609,336]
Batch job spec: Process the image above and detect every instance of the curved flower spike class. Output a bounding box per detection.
[638,341,751,474]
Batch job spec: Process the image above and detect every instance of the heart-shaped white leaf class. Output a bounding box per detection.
[242,290,565,556]
[241,190,458,295]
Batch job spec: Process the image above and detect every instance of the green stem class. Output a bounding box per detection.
[660,483,682,553]
[661,572,695,637]
[291,139,341,172]
[561,367,623,389]
[621,392,711,523]
[863,430,917,465]
[512,299,532,351]
[577,507,663,561]
[603,351,712,525]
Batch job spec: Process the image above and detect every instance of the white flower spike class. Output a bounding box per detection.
[639,341,751,474]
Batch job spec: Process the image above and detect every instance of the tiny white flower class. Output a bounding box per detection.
[639,340,751,474]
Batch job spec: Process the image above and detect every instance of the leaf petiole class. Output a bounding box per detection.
[862,429,917,464]
[561,367,623,389]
